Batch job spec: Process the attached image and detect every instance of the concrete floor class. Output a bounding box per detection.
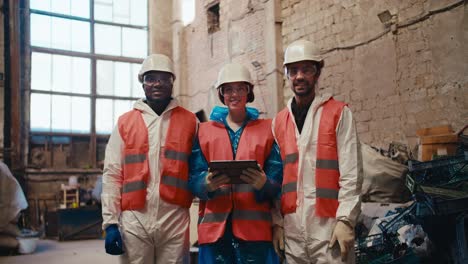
[0,239,118,264]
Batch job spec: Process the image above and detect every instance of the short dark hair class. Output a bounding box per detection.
[313,61,323,76]
[217,82,255,104]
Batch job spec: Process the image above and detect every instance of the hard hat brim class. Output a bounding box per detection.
[138,70,176,83]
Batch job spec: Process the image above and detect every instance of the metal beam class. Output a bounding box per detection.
[31,46,144,64]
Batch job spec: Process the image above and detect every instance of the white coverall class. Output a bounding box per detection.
[102,99,190,264]
[272,93,362,264]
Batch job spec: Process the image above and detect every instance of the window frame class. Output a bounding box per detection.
[28,0,148,169]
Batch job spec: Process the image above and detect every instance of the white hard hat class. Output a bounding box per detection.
[138,54,175,83]
[283,39,324,67]
[215,63,253,89]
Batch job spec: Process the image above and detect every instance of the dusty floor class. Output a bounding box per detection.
[0,239,118,264]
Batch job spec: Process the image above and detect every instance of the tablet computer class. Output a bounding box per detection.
[209,160,259,184]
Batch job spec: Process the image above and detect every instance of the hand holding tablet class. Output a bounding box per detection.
[209,160,260,184]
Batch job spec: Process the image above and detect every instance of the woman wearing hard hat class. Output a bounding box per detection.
[189,63,283,263]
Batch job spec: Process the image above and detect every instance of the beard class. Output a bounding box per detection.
[145,96,171,103]
[292,79,315,97]
[143,84,173,103]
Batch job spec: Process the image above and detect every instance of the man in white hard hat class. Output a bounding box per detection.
[102,54,197,263]
[271,39,362,263]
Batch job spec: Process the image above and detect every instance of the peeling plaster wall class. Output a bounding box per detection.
[180,0,270,117]
[182,0,467,146]
[281,0,468,147]
[0,0,4,158]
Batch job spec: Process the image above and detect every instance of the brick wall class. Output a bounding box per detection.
[180,0,270,117]
[280,0,468,147]
[0,0,4,156]
[181,0,467,147]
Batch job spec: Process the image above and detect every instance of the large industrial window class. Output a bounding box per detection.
[29,0,148,169]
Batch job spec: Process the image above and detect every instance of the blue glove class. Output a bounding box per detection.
[105,224,124,255]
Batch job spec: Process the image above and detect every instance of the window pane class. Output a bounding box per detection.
[31,93,51,132]
[52,55,72,93]
[95,0,146,26]
[97,60,114,95]
[114,0,130,24]
[114,100,133,125]
[51,95,71,132]
[51,17,71,50]
[71,20,90,52]
[122,27,147,58]
[132,63,144,98]
[182,0,195,26]
[96,99,113,134]
[31,14,51,48]
[71,0,90,18]
[51,0,71,15]
[31,52,51,91]
[95,24,121,56]
[130,0,147,26]
[71,57,91,94]
[71,97,90,133]
[94,1,113,22]
[30,0,51,12]
[114,62,131,97]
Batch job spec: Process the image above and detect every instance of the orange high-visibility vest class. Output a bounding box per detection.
[274,98,346,217]
[118,107,196,210]
[197,119,274,244]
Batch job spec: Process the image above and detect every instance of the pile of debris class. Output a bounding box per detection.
[356,125,468,263]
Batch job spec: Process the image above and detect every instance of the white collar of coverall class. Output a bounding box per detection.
[286,93,333,116]
[133,98,180,117]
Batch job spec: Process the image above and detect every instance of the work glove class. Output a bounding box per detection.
[272,225,285,262]
[105,224,124,255]
[329,220,354,261]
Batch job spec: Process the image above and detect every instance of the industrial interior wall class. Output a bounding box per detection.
[280,0,467,147]
[0,0,4,158]
[180,0,271,117]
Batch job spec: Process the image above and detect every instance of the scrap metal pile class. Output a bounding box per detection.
[356,134,468,263]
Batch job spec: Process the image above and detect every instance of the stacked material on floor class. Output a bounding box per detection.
[416,125,459,162]
[356,132,468,264]
[361,143,412,204]
[356,202,424,264]
[0,161,28,254]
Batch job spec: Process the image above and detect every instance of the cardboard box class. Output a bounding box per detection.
[417,125,458,161]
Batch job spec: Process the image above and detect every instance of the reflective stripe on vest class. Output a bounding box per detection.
[118,107,196,211]
[199,210,272,223]
[124,154,147,164]
[122,180,147,193]
[197,119,274,244]
[274,98,346,217]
